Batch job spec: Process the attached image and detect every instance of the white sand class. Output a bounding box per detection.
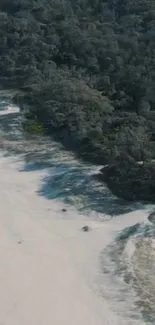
[0,104,19,115]
[0,152,148,325]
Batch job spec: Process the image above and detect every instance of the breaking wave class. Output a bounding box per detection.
[100,218,155,324]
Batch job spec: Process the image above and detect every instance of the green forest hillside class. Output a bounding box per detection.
[1,0,155,201]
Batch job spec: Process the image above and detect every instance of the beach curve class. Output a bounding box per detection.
[0,151,148,325]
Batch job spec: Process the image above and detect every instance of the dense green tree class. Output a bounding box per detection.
[1,0,155,201]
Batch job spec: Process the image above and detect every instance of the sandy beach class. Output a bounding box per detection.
[0,150,149,325]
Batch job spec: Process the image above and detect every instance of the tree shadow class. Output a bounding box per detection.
[37,164,145,216]
[0,110,149,217]
[0,112,22,141]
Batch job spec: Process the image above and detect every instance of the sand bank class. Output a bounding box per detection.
[0,153,148,325]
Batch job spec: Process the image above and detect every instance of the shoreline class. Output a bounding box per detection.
[0,150,149,325]
[12,89,155,204]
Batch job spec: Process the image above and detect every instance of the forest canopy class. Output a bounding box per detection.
[1,0,155,201]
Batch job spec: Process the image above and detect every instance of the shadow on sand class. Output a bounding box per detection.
[0,111,147,217]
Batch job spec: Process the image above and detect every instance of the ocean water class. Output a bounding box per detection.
[0,94,155,324]
[100,220,155,324]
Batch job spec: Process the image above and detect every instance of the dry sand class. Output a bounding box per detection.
[0,151,149,325]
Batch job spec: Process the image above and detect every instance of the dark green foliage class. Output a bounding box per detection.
[100,161,155,202]
[1,0,155,201]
